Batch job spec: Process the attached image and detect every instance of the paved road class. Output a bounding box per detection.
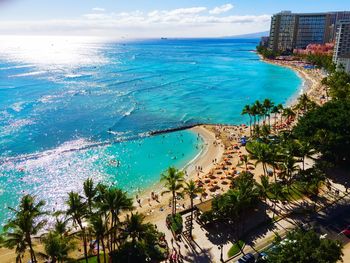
[307,198,350,244]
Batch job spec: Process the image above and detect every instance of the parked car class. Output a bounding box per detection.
[236,252,255,263]
[341,225,350,236]
[256,252,268,263]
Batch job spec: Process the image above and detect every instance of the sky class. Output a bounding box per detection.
[0,0,349,38]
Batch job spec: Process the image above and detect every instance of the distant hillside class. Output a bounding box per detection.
[223,31,270,39]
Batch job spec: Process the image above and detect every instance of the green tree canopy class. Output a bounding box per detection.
[267,229,343,263]
[322,69,350,100]
[293,100,350,164]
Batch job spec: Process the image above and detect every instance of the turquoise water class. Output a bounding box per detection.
[0,37,301,225]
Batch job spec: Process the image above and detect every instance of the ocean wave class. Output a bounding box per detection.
[9,70,47,78]
[123,106,135,117]
[64,73,84,78]
[9,102,25,112]
[0,138,99,164]
[0,118,36,136]
[0,64,35,70]
[0,129,158,165]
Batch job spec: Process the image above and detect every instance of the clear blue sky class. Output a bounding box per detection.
[0,0,349,37]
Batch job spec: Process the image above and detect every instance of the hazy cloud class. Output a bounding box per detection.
[92,7,105,12]
[209,4,234,15]
[0,5,270,38]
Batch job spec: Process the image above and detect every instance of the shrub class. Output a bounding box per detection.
[169,213,183,235]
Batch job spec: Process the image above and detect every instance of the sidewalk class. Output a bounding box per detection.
[226,179,350,262]
[156,176,350,263]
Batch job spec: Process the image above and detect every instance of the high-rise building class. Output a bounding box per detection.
[259,36,270,48]
[296,13,327,49]
[269,11,297,51]
[333,20,350,73]
[268,11,350,52]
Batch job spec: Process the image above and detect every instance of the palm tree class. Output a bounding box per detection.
[277,103,284,125]
[282,107,296,123]
[160,167,184,215]
[261,125,271,139]
[263,98,274,128]
[43,231,76,263]
[0,226,26,263]
[234,172,260,206]
[89,214,108,263]
[241,154,249,171]
[281,155,299,184]
[296,94,311,112]
[242,105,252,136]
[253,125,261,138]
[231,172,259,243]
[250,104,258,130]
[124,213,153,244]
[254,100,264,126]
[83,178,97,214]
[296,141,316,171]
[250,142,272,176]
[53,216,69,238]
[256,175,271,201]
[97,187,133,252]
[6,195,47,263]
[271,105,280,130]
[182,180,203,238]
[66,192,88,263]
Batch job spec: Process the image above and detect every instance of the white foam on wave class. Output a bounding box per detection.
[0,138,109,227]
[0,119,35,136]
[65,73,84,78]
[9,70,47,78]
[123,106,135,117]
[0,64,35,70]
[10,102,25,112]
[38,89,88,104]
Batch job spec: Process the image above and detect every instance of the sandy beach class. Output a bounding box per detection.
[136,124,227,223]
[261,57,328,106]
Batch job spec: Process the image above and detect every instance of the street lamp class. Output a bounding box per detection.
[218,244,224,262]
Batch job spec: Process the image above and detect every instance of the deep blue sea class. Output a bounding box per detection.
[0,36,301,225]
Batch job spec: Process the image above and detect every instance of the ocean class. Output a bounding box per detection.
[0,36,301,226]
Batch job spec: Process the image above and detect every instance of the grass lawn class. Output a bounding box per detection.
[77,254,108,263]
[267,181,320,202]
[227,240,245,258]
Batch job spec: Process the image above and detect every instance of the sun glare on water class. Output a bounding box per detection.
[0,35,109,70]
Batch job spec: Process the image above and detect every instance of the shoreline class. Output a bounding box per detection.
[138,54,326,223]
[135,124,225,222]
[260,56,327,107]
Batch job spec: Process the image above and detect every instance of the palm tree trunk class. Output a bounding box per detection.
[27,234,36,263]
[249,115,252,136]
[263,163,267,176]
[97,239,101,263]
[101,237,107,263]
[172,190,176,215]
[190,198,194,238]
[109,213,114,252]
[79,223,88,263]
